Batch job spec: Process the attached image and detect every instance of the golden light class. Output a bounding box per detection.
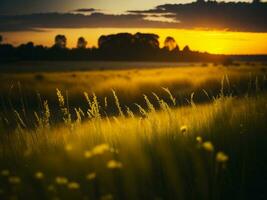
[2,28,267,54]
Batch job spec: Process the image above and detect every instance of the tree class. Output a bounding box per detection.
[77,37,87,49]
[197,0,205,4]
[134,32,159,49]
[253,0,261,4]
[98,33,133,50]
[54,35,67,48]
[0,35,3,44]
[164,37,179,51]
[183,45,191,53]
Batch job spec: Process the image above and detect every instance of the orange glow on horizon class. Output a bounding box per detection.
[2,28,267,55]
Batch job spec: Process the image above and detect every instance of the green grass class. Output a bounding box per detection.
[0,83,267,199]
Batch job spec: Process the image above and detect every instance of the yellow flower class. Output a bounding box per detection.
[107,160,123,169]
[196,136,203,144]
[9,176,21,184]
[84,150,92,158]
[35,171,44,180]
[180,125,187,133]
[68,182,80,189]
[55,176,68,185]
[216,151,229,163]
[202,141,214,152]
[1,169,10,176]
[92,144,110,155]
[86,173,96,180]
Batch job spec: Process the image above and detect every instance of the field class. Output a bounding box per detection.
[0,62,267,200]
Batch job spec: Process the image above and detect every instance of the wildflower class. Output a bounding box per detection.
[65,144,73,152]
[202,141,214,152]
[35,171,44,180]
[180,125,187,133]
[92,144,110,155]
[1,169,10,176]
[216,151,229,163]
[107,160,123,169]
[84,150,92,158]
[8,176,21,184]
[55,176,68,185]
[196,136,203,144]
[86,173,96,180]
[68,182,80,190]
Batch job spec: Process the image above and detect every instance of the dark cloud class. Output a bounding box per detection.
[0,12,180,32]
[0,0,83,15]
[1,2,267,32]
[128,2,267,32]
[72,8,99,13]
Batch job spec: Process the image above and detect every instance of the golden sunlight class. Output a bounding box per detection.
[3,28,267,54]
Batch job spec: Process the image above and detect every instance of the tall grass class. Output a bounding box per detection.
[0,77,267,200]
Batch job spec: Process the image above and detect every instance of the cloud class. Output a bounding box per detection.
[128,2,267,32]
[0,12,180,32]
[72,8,99,13]
[0,2,267,32]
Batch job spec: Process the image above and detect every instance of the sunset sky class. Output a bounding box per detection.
[1,0,267,54]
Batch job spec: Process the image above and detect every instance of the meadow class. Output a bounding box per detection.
[0,62,267,200]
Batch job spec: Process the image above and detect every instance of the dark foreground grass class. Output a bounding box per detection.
[0,88,267,200]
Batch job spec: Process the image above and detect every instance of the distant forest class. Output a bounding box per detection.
[0,33,266,62]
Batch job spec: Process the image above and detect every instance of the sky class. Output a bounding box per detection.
[0,0,252,14]
[1,0,267,54]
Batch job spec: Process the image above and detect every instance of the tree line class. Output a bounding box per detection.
[0,33,224,62]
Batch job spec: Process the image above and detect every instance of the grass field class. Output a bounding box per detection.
[1,62,266,112]
[0,62,267,200]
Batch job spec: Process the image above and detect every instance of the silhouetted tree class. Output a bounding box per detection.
[98,32,160,60]
[134,32,159,49]
[0,32,230,62]
[253,0,261,4]
[77,37,87,49]
[98,33,133,50]
[54,35,67,48]
[197,0,205,4]
[183,45,191,53]
[164,37,179,51]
